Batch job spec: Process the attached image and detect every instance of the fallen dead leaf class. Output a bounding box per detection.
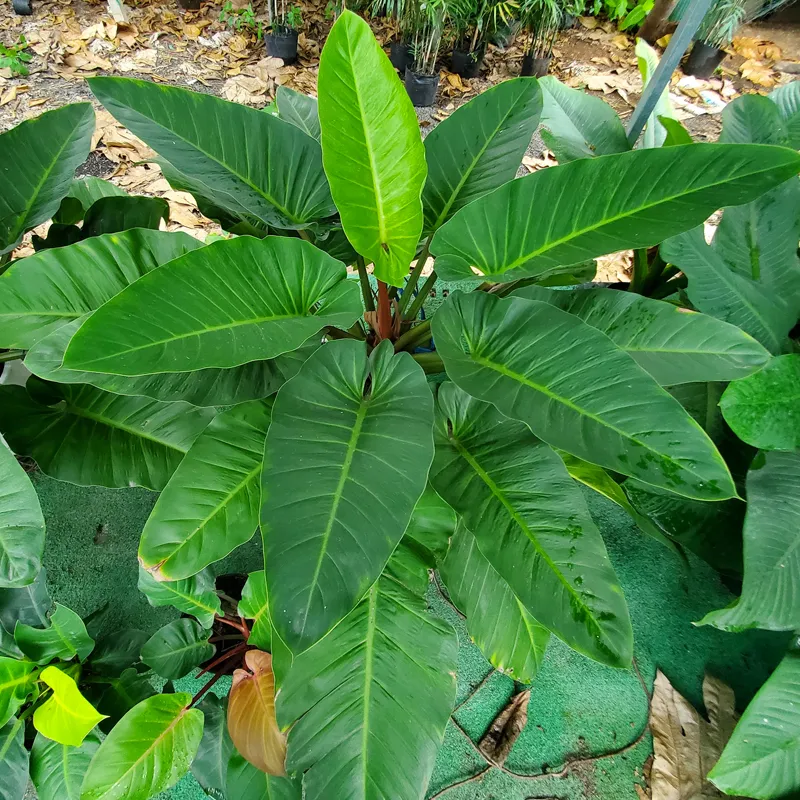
[579,15,599,29]
[478,690,530,766]
[740,59,777,88]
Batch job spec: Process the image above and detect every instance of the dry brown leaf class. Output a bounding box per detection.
[579,15,599,29]
[478,690,530,766]
[135,48,158,67]
[611,34,630,50]
[595,250,632,283]
[0,87,17,107]
[222,74,270,106]
[740,59,777,88]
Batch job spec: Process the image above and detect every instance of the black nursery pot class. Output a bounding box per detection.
[266,30,299,63]
[521,53,551,77]
[390,41,413,72]
[451,47,484,78]
[404,68,438,107]
[684,41,726,78]
[561,12,576,29]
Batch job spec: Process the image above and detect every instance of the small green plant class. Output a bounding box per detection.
[219,1,264,39]
[0,36,32,78]
[446,0,519,55]
[520,0,562,59]
[267,0,303,33]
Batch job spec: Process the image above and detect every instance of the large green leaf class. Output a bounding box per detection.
[404,485,456,563]
[430,144,800,282]
[277,543,457,800]
[720,93,789,146]
[422,78,542,234]
[430,383,632,667]
[89,629,149,677]
[0,103,94,255]
[262,339,434,653]
[140,619,214,679]
[81,196,169,238]
[63,177,127,215]
[0,229,202,349]
[139,401,270,581]
[137,567,221,628]
[513,285,769,386]
[88,77,335,229]
[64,237,361,376]
[0,434,45,588]
[0,569,51,632]
[317,11,426,286]
[227,752,302,800]
[720,355,800,451]
[190,695,233,800]
[0,717,28,800]
[701,451,800,632]
[15,602,94,663]
[86,668,155,734]
[239,570,271,651]
[0,385,214,490]
[441,524,550,682]
[709,647,800,798]
[276,86,320,141]
[0,657,37,727]
[661,227,796,355]
[30,731,101,800]
[771,82,800,148]
[538,76,630,163]
[432,291,736,500]
[80,692,203,800]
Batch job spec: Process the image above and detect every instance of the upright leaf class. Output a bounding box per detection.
[430,144,800,282]
[80,693,203,800]
[137,567,221,628]
[433,292,736,500]
[0,103,94,255]
[140,619,214,679]
[30,731,100,800]
[0,717,28,800]
[318,11,426,286]
[227,753,302,800]
[771,81,800,148]
[422,78,542,234]
[15,603,94,663]
[0,657,37,727]
[0,434,45,588]
[635,39,674,149]
[262,340,434,653]
[238,571,271,651]
[89,77,335,228]
[33,666,106,746]
[64,237,361,376]
[139,401,271,581]
[276,86,320,140]
[191,695,233,800]
[441,524,550,682]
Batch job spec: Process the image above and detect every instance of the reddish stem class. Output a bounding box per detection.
[376,281,392,341]
[196,642,249,678]
[216,616,249,635]
[191,670,226,707]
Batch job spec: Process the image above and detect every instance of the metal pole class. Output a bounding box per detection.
[626,0,715,145]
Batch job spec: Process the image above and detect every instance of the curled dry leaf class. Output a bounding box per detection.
[478,689,530,766]
[227,649,286,776]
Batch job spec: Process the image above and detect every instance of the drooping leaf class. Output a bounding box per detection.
[139,401,271,581]
[0,385,214,491]
[0,433,45,588]
[30,731,100,800]
[701,451,800,632]
[0,103,94,255]
[404,485,456,564]
[277,544,457,800]
[770,81,800,148]
[227,752,302,800]
[81,196,169,238]
[33,665,107,746]
[276,86,320,140]
[422,78,542,234]
[430,382,632,667]
[441,524,550,683]
[0,657,37,727]
[430,143,800,282]
[709,648,800,798]
[64,237,361,376]
[86,668,155,733]
[140,619,214,679]
[88,77,335,229]
[538,76,629,163]
[720,355,800,451]
[89,629,149,677]
[137,567,221,628]
[227,650,285,775]
[513,285,770,386]
[317,11,426,286]
[0,716,28,800]
[262,339,434,653]
[432,291,736,500]
[80,692,203,800]
[15,603,94,664]
[191,695,233,800]
[0,229,202,349]
[238,571,271,651]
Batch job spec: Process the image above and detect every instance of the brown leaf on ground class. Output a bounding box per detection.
[478,690,530,766]
[739,59,777,87]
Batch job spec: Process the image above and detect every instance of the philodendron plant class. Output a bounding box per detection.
[1,8,800,800]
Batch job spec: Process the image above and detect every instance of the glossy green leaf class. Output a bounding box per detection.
[239,570,271,651]
[64,237,361,376]
[430,144,800,282]
[422,78,542,234]
[709,647,800,798]
[659,116,693,146]
[137,567,221,628]
[441,524,550,682]
[0,717,28,800]
[81,196,169,238]
[139,401,271,581]
[430,382,632,667]
[0,657,37,727]
[0,229,202,349]
[276,86,320,140]
[88,77,335,229]
[404,485,456,563]
[771,81,800,148]
[190,695,233,800]
[318,11,426,286]
[86,668,155,733]
[433,291,736,500]
[661,227,796,355]
[141,619,214,679]
[0,569,51,632]
[63,177,127,216]
[89,629,149,677]
[701,451,800,632]
[720,93,789,146]
[0,434,45,588]
[262,339,434,653]
[720,355,800,451]
[227,752,302,800]
[32,222,83,252]
[513,285,770,385]
[33,666,106,746]
[0,385,214,491]
[30,731,100,800]
[15,603,94,664]
[0,103,94,255]
[277,544,457,800]
[80,692,203,800]
[538,76,629,162]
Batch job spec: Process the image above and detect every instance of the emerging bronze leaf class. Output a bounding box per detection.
[227,649,286,776]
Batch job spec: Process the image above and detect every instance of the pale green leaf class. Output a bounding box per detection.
[239,571,271,651]
[137,567,221,628]
[15,603,94,664]
[276,86,320,140]
[0,657,37,728]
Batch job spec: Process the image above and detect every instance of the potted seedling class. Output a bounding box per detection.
[266,0,303,62]
[372,0,416,73]
[405,0,446,105]
[219,2,265,39]
[447,0,518,78]
[560,0,585,28]
[519,0,561,76]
